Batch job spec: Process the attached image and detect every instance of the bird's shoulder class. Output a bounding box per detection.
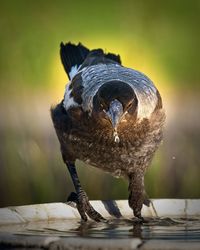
[51,101,85,133]
[62,56,120,112]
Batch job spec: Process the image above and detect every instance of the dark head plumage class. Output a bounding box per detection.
[92,80,138,134]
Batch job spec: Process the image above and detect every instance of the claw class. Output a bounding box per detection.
[77,203,88,221]
[86,206,106,222]
[68,190,106,222]
[84,201,106,222]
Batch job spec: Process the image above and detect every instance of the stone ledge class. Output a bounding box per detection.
[0,199,199,226]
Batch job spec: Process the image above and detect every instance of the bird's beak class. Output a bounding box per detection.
[106,99,123,129]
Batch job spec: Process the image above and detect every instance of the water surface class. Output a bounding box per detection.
[1,217,199,241]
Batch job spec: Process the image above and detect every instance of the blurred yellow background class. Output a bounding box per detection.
[0,0,200,207]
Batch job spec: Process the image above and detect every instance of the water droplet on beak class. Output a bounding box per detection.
[113,130,120,143]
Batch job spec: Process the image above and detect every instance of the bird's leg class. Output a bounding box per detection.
[66,162,106,222]
[128,172,146,221]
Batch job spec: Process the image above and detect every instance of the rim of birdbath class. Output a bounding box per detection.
[0,199,199,226]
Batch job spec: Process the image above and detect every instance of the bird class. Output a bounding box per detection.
[51,42,165,222]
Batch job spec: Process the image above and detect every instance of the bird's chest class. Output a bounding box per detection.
[69,134,132,177]
[67,121,154,177]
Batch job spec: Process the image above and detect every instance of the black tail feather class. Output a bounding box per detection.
[60,42,122,79]
[60,42,90,79]
[85,49,121,65]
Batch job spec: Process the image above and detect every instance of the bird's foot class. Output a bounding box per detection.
[129,191,145,223]
[67,191,106,222]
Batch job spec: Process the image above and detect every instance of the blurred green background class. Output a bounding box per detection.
[0,0,200,207]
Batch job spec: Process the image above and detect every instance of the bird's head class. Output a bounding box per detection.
[92,81,138,142]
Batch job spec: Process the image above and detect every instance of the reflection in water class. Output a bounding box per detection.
[0,217,200,241]
[129,223,142,238]
[66,217,200,241]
